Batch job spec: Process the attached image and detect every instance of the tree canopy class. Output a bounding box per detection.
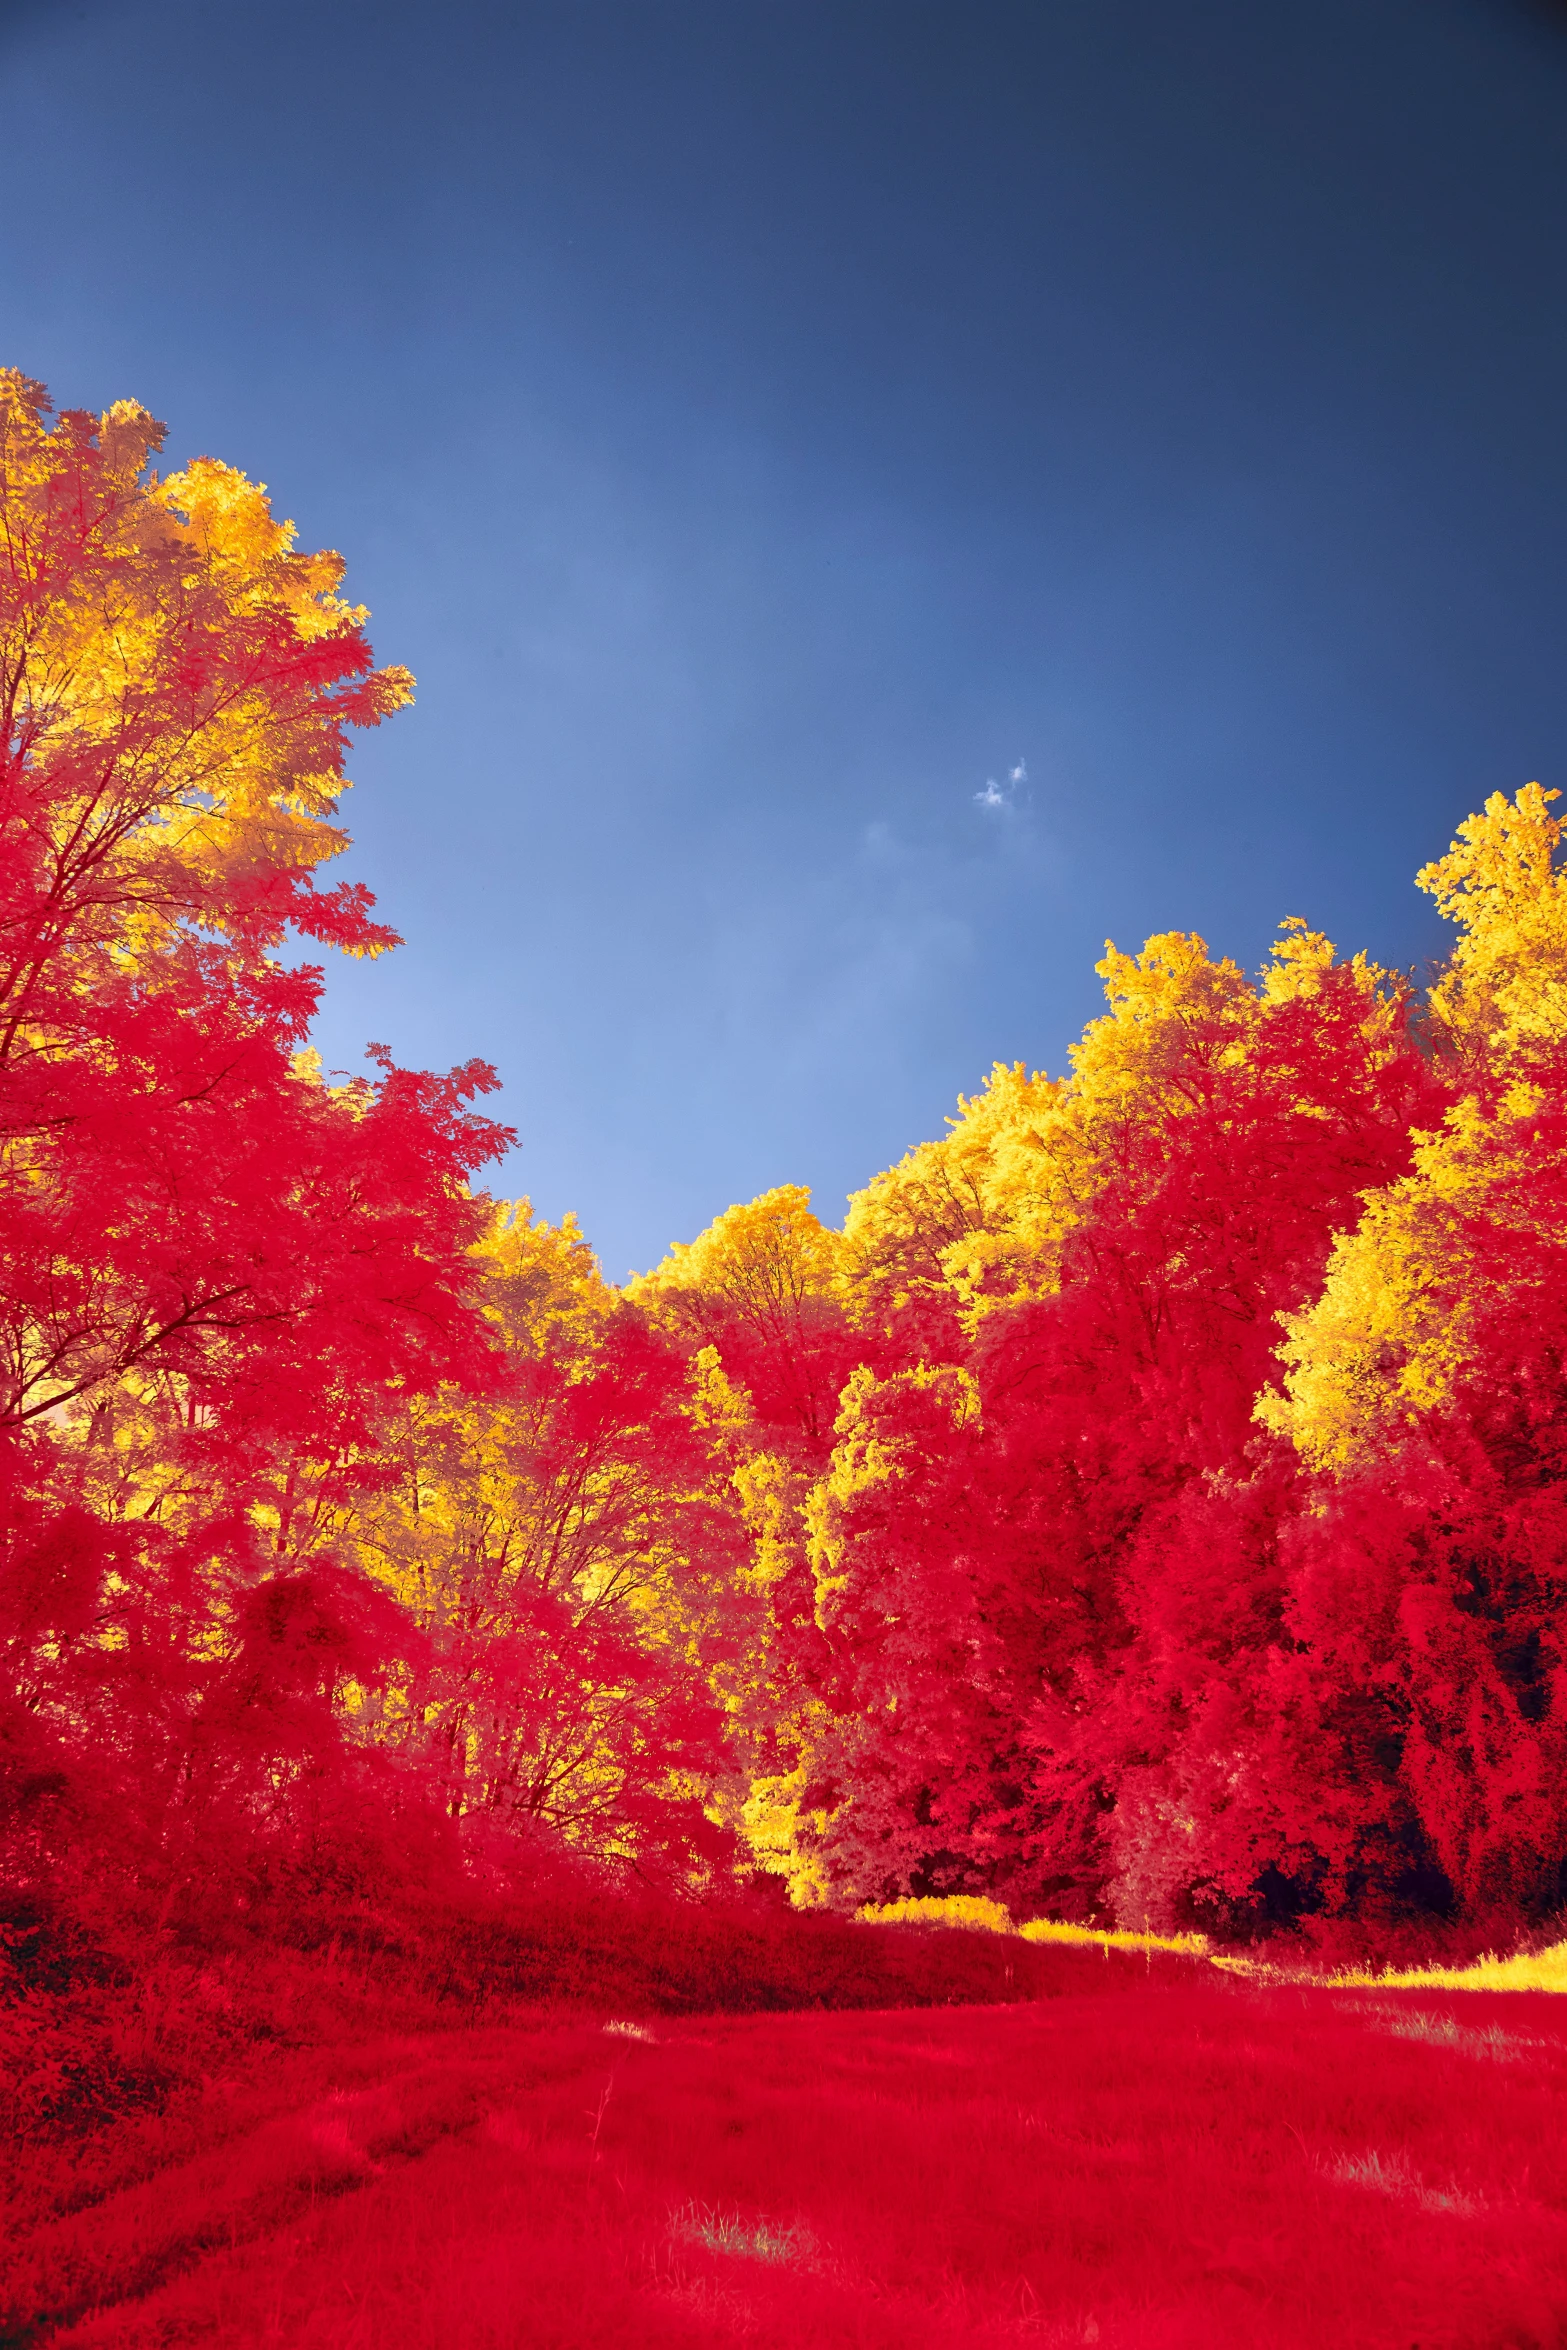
[8,371,1567,1982]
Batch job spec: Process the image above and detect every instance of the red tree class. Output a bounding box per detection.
[0,374,510,1956]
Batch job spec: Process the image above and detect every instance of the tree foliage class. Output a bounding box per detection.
[0,372,509,1952]
[9,369,1567,1979]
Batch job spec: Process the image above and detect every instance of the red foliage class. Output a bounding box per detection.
[0,377,510,1976]
[10,364,1567,2108]
[746,944,1470,1929]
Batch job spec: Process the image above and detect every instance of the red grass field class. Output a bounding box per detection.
[8,1939,1567,2348]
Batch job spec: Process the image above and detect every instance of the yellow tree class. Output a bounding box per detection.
[1263,787,1567,1475]
[344,1203,755,1880]
[839,929,1390,1347]
[628,1184,851,1455]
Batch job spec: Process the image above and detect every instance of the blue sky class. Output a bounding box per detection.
[4,0,1566,1276]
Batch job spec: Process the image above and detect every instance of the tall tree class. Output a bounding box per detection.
[0,375,509,1945]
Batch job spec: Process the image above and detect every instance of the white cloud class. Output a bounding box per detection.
[973,757,1026,811]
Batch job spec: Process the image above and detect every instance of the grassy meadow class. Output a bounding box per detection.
[7,1905,1567,2348]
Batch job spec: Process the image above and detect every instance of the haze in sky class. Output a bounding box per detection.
[3,0,1565,1276]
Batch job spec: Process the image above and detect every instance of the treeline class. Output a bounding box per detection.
[626,805,1567,1949]
[6,373,1567,2001]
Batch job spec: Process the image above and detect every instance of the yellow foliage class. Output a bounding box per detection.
[806,1360,979,1627]
[940,935,1253,1316]
[476,1197,615,1359]
[1256,1089,1550,1471]
[1258,914,1339,1003]
[840,1061,1063,1329]
[741,1757,839,1907]
[853,1904,1211,1953]
[1419,782,1567,1057]
[858,1896,1015,1934]
[1322,1940,1567,1993]
[1260,792,1567,1473]
[629,1185,842,1329]
[860,1907,1567,1988]
[321,1196,761,1862]
[1018,1917,1211,1957]
[0,370,412,969]
[729,1446,807,1591]
[629,1185,850,1454]
[844,927,1397,1336]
